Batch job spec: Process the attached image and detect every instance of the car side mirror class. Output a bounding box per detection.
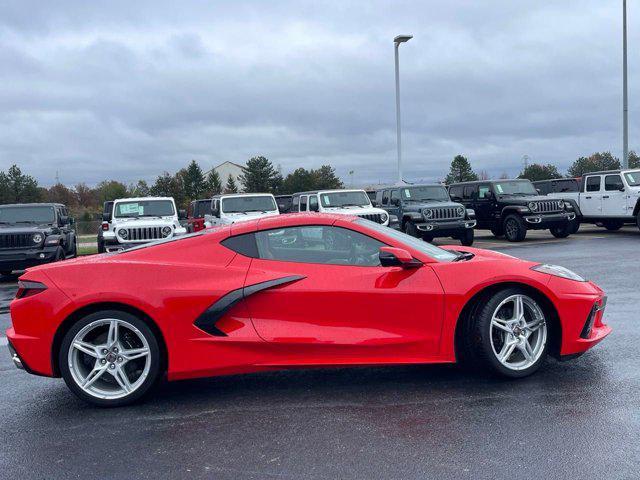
[391,198,400,207]
[69,217,75,225]
[371,200,379,207]
[619,185,626,192]
[178,209,187,220]
[379,247,422,269]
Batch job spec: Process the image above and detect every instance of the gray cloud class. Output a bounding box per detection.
[0,0,637,187]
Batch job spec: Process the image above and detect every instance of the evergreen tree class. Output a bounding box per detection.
[444,155,479,184]
[205,170,223,196]
[224,175,238,193]
[629,151,639,169]
[313,165,343,189]
[519,163,562,182]
[0,165,41,203]
[181,160,207,200]
[568,152,621,177]
[238,156,277,193]
[282,168,315,194]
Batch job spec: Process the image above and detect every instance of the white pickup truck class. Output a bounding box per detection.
[534,169,640,231]
[204,193,280,227]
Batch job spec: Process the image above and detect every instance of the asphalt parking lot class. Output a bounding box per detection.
[0,226,638,480]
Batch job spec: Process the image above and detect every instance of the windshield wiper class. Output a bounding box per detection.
[452,251,475,262]
[15,220,38,224]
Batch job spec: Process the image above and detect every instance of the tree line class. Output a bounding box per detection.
[444,151,640,184]
[0,157,343,220]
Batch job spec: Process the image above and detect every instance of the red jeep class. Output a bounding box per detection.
[186,199,212,233]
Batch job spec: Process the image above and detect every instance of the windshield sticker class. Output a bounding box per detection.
[322,196,331,206]
[403,189,411,198]
[119,203,140,215]
[495,184,504,194]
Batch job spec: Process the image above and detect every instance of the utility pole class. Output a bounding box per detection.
[623,0,629,168]
[394,34,412,184]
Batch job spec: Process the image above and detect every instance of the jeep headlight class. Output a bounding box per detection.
[528,202,539,211]
[32,233,43,244]
[424,209,434,219]
[557,200,565,210]
[379,212,388,223]
[118,228,128,239]
[531,264,586,282]
[162,226,172,237]
[456,206,464,216]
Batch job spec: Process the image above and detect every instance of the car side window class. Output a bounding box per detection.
[292,196,299,212]
[381,190,389,205]
[255,226,385,266]
[604,175,624,191]
[300,196,308,211]
[390,190,400,204]
[449,186,462,200]
[477,185,491,199]
[462,186,475,200]
[586,176,601,192]
[309,195,319,211]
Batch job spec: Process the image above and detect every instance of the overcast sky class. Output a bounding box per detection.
[0,0,637,187]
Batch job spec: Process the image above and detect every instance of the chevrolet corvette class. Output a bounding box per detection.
[7,214,610,406]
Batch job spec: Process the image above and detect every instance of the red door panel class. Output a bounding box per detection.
[242,258,445,364]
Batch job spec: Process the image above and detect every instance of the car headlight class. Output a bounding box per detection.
[118,228,128,239]
[456,206,464,216]
[162,226,172,237]
[528,202,539,211]
[557,200,565,209]
[32,233,43,244]
[531,264,586,282]
[424,209,433,219]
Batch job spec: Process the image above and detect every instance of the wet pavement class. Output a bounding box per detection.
[0,227,638,479]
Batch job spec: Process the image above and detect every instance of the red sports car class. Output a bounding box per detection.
[7,214,610,406]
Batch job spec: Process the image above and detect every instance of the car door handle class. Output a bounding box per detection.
[585,196,592,199]
[603,196,609,199]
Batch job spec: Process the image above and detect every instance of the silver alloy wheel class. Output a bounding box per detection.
[489,294,547,371]
[67,318,151,400]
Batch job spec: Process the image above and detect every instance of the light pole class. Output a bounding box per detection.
[394,34,412,184]
[623,0,629,168]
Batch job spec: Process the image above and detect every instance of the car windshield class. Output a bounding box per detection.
[0,206,55,224]
[401,186,449,201]
[624,170,640,186]
[320,191,371,208]
[493,181,538,196]
[222,196,277,213]
[194,200,212,217]
[114,200,175,218]
[355,219,458,262]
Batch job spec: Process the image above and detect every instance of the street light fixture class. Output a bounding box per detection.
[394,34,412,184]
[623,0,629,168]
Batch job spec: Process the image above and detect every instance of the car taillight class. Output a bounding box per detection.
[16,280,48,299]
[101,222,109,231]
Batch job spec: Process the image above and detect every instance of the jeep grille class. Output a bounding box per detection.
[121,227,166,242]
[423,207,463,221]
[357,213,385,224]
[532,200,562,213]
[0,233,33,249]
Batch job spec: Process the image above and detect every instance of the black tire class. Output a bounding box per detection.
[422,234,433,243]
[637,214,640,232]
[460,228,474,246]
[569,219,580,234]
[550,224,571,238]
[69,239,78,258]
[503,215,527,242]
[604,220,624,231]
[0,270,12,276]
[462,287,549,378]
[97,238,105,254]
[59,310,162,407]
[490,227,504,238]
[404,221,419,238]
[54,247,65,262]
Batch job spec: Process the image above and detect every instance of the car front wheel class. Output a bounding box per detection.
[503,215,527,242]
[466,288,549,378]
[460,228,474,246]
[59,310,161,407]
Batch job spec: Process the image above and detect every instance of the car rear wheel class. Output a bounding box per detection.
[59,310,161,407]
[0,270,12,276]
[503,215,527,242]
[466,288,549,378]
[460,228,474,246]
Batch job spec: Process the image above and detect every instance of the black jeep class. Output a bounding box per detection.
[0,203,76,275]
[448,179,576,242]
[374,184,476,245]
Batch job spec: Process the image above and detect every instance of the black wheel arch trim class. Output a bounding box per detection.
[194,275,306,336]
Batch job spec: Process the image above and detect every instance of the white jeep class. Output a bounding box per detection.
[291,189,391,226]
[204,193,280,227]
[101,197,187,252]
